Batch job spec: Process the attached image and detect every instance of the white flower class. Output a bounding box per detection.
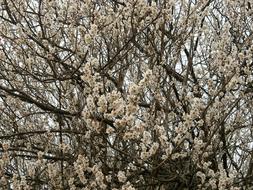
[90,24,98,35]
[129,83,141,95]
[122,182,136,190]
[149,142,159,155]
[84,34,92,44]
[106,127,115,134]
[2,143,9,151]
[140,151,150,160]
[97,95,107,112]
[37,151,43,160]
[196,171,206,184]
[142,131,152,144]
[117,171,127,183]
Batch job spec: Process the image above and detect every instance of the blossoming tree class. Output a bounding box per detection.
[0,0,253,189]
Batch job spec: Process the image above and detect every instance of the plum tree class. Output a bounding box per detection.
[0,0,253,189]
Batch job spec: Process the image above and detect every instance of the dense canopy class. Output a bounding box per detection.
[0,0,253,189]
